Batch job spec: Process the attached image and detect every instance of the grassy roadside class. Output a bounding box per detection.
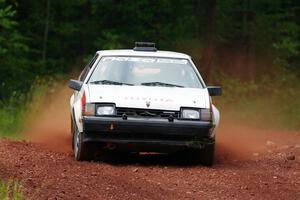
[0,75,68,139]
[0,180,24,200]
[0,80,48,139]
[214,71,300,131]
[0,95,26,139]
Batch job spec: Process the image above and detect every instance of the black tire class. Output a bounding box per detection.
[73,125,94,161]
[199,143,215,166]
[71,117,75,150]
[179,143,215,166]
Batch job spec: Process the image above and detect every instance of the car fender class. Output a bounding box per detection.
[211,104,220,138]
[72,89,86,133]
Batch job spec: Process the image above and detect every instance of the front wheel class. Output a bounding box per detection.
[199,143,215,166]
[71,117,75,150]
[73,127,94,161]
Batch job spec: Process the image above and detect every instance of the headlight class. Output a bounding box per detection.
[181,108,200,119]
[180,108,212,121]
[96,105,116,116]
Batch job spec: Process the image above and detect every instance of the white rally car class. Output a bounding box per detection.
[69,42,221,166]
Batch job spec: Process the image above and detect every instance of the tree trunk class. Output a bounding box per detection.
[202,0,216,83]
[194,0,202,40]
[242,0,254,80]
[78,2,91,63]
[42,0,50,61]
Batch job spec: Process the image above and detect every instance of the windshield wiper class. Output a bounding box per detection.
[90,80,133,86]
[141,81,184,88]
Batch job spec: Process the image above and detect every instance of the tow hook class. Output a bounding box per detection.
[104,143,116,150]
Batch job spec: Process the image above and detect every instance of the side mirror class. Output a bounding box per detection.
[68,79,83,91]
[207,86,222,96]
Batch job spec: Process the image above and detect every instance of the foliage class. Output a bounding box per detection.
[0,76,55,138]
[0,180,24,200]
[0,93,26,138]
[0,0,30,100]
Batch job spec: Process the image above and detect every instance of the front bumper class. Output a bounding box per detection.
[82,116,214,151]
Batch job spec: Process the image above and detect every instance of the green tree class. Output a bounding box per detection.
[0,0,30,100]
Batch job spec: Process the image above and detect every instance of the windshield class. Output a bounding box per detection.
[88,56,203,88]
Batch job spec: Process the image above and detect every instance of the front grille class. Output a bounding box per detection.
[116,107,180,119]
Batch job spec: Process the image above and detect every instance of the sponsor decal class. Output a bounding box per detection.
[124,96,173,102]
[102,56,188,65]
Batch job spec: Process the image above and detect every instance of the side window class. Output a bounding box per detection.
[79,54,99,81]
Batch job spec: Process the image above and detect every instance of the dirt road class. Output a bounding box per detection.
[0,86,299,199]
[0,137,299,200]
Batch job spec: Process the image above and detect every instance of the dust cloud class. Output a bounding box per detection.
[216,117,300,162]
[22,84,72,153]
[21,84,300,162]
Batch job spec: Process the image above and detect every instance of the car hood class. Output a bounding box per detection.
[87,84,210,111]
